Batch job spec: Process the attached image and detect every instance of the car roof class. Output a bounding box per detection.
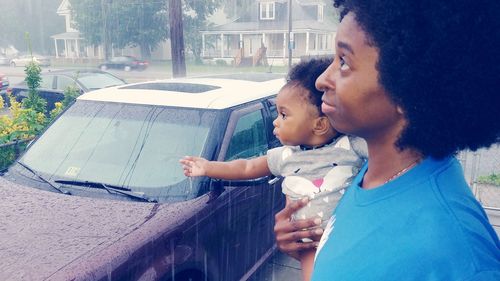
[42,69,112,76]
[78,73,286,109]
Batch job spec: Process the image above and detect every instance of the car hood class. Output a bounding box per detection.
[0,177,208,280]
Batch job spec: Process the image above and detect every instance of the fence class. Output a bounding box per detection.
[458,144,500,211]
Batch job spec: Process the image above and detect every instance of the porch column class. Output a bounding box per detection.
[54,39,59,58]
[283,32,287,58]
[306,32,310,55]
[75,40,80,58]
[202,34,205,57]
[64,39,68,58]
[262,33,266,46]
[315,33,319,51]
[220,33,224,57]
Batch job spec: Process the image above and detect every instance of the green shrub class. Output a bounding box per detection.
[477,173,500,186]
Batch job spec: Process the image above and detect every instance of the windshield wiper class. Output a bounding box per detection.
[16,161,71,195]
[54,180,157,203]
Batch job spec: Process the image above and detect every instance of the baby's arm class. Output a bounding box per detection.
[180,155,272,180]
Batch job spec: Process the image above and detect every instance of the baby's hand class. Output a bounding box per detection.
[179,156,208,177]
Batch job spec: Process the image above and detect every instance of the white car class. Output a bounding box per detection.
[10,53,51,67]
[0,73,287,281]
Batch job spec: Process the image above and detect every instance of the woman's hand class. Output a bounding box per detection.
[274,198,324,260]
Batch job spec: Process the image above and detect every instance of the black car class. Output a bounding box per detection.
[7,69,126,111]
[98,55,149,71]
[0,73,9,94]
[0,74,287,281]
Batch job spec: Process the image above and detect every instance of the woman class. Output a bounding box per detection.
[274,0,500,280]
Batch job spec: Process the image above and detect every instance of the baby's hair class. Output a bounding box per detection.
[285,57,333,116]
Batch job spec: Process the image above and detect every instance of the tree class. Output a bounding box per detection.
[70,0,223,63]
[0,0,64,55]
[70,0,169,59]
[222,0,253,19]
[182,0,222,64]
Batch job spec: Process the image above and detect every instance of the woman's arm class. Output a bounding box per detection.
[180,155,271,180]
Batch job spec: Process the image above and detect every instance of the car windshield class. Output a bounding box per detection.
[77,73,125,90]
[19,100,217,201]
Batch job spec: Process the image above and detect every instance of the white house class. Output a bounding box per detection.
[201,0,337,65]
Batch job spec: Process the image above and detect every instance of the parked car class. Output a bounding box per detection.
[10,53,51,67]
[0,54,10,65]
[0,73,286,281]
[7,69,126,111]
[99,55,149,71]
[0,73,9,94]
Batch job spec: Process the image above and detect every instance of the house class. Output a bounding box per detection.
[50,0,171,61]
[201,0,337,65]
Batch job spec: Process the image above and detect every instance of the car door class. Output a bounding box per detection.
[213,100,284,280]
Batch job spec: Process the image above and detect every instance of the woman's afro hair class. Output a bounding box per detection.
[333,0,500,158]
[286,57,333,116]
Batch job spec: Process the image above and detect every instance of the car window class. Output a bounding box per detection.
[225,108,268,161]
[77,73,125,90]
[268,98,278,120]
[40,75,55,89]
[19,100,217,198]
[56,75,76,91]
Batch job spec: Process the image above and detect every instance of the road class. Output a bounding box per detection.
[1,64,498,281]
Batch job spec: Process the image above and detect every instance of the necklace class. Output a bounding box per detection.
[383,159,420,184]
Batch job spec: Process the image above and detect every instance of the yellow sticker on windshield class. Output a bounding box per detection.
[65,167,80,177]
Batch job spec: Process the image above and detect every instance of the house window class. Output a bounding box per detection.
[318,5,324,22]
[260,2,275,20]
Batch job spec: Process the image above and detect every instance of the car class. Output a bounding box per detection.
[99,55,149,71]
[7,69,126,111]
[0,54,10,65]
[0,73,287,281]
[0,73,9,94]
[10,53,51,67]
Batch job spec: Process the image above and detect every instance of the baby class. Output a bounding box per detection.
[180,58,366,281]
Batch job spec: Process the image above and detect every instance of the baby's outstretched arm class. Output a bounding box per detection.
[180,155,272,180]
[180,156,209,177]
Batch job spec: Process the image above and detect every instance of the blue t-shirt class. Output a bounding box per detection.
[312,157,500,281]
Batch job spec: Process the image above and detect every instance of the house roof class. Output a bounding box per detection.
[202,20,336,33]
[50,32,82,40]
[57,0,71,15]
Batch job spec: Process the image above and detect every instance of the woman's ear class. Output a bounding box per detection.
[313,116,331,136]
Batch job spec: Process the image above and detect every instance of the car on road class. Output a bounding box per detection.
[0,54,10,65]
[99,55,149,71]
[0,73,286,281]
[7,69,126,111]
[10,53,51,67]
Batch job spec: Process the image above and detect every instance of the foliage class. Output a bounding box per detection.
[62,85,80,107]
[70,0,169,59]
[183,0,222,63]
[477,174,500,186]
[0,140,29,171]
[223,0,254,19]
[22,61,47,114]
[70,0,222,61]
[0,93,45,144]
[0,0,64,54]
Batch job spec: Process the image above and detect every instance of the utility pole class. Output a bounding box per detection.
[288,0,293,69]
[101,0,109,60]
[169,0,186,77]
